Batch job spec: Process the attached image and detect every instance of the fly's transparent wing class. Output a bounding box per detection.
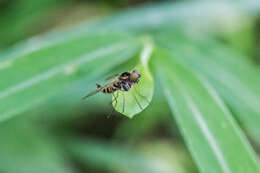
[82,89,101,99]
[105,74,119,82]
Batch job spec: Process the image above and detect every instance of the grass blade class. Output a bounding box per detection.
[155,30,260,145]
[0,34,140,121]
[153,48,260,173]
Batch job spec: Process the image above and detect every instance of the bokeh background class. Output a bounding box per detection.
[0,0,260,173]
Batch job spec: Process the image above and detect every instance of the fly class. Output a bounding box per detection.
[82,69,145,114]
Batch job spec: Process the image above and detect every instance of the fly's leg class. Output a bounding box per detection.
[108,92,119,118]
[131,91,143,110]
[114,92,119,106]
[111,92,118,104]
[122,91,125,113]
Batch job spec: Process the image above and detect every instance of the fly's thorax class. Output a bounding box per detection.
[121,81,134,91]
[113,81,121,88]
[119,72,131,81]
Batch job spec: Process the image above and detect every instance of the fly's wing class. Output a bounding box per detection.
[105,74,119,82]
[82,89,101,99]
[83,74,120,100]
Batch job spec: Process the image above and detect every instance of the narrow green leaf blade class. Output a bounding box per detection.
[0,34,140,121]
[155,31,260,145]
[153,49,260,173]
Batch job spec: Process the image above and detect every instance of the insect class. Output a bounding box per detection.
[82,69,145,113]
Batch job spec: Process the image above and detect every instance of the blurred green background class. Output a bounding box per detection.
[1,0,260,173]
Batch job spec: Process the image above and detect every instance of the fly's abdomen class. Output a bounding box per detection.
[100,81,134,93]
[101,87,114,94]
[113,83,121,90]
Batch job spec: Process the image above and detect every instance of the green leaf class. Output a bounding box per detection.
[112,43,154,118]
[152,48,260,173]
[112,64,154,118]
[155,30,260,145]
[0,33,140,122]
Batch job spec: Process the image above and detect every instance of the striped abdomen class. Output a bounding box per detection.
[101,86,117,94]
[100,81,134,94]
[100,82,121,94]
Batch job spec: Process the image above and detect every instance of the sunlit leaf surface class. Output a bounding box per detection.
[112,63,154,118]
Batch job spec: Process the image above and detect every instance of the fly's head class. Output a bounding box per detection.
[129,69,141,83]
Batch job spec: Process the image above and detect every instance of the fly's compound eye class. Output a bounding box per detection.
[121,72,130,77]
